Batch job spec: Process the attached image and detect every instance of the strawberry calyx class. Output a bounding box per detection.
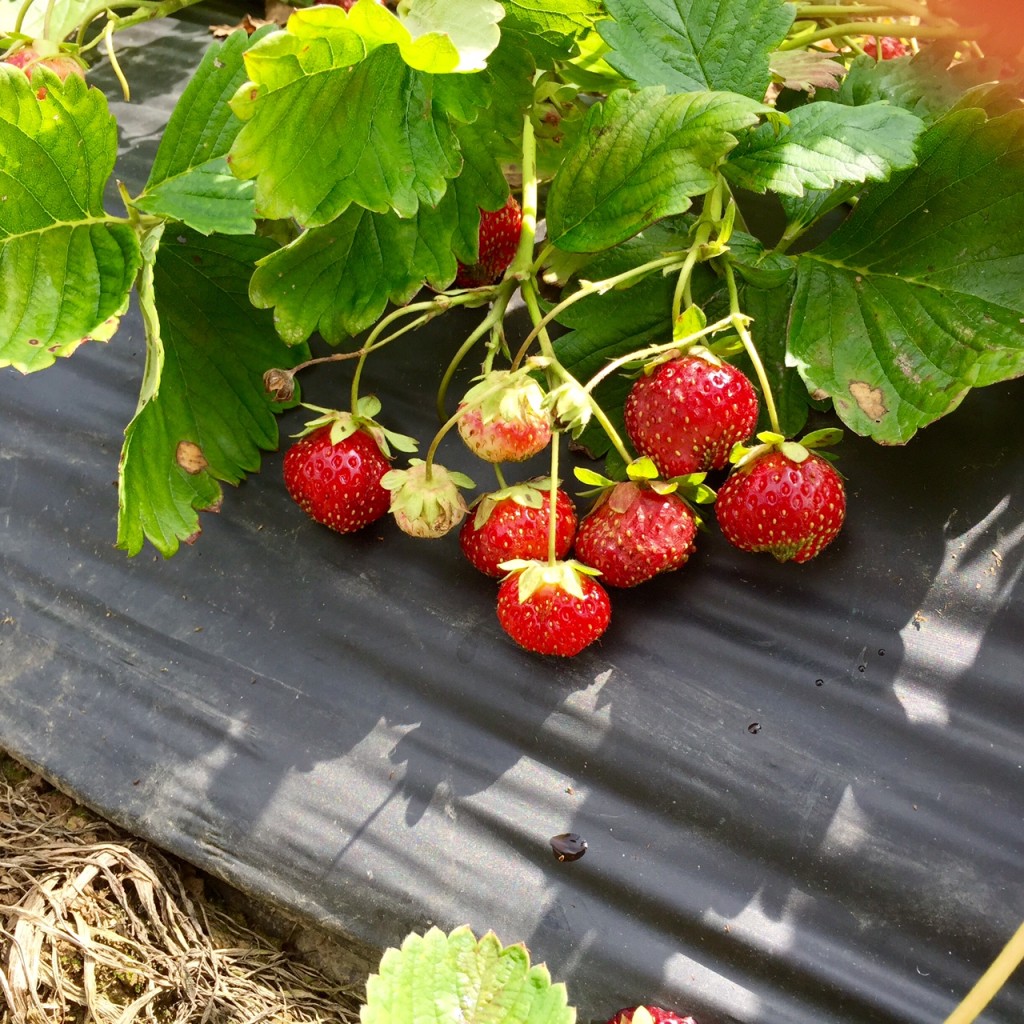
[575,458,715,511]
[380,459,475,539]
[544,379,592,438]
[459,368,547,425]
[729,426,844,471]
[469,477,554,530]
[293,397,418,458]
[498,558,602,603]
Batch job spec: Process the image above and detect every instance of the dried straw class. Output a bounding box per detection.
[0,767,363,1024]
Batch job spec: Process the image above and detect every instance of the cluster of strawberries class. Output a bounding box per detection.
[282,201,847,658]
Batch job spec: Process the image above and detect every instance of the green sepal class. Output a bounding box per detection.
[544,380,593,437]
[573,465,618,497]
[471,478,552,529]
[380,459,475,539]
[498,559,603,602]
[673,304,708,343]
[728,425,843,471]
[293,399,419,457]
[625,457,659,482]
[780,441,810,463]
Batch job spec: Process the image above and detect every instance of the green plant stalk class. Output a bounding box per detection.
[88,0,205,40]
[12,0,35,35]
[672,180,725,322]
[74,1,166,49]
[103,18,130,100]
[435,290,512,421]
[722,259,781,435]
[796,1,931,17]
[508,113,539,281]
[583,314,738,394]
[510,253,689,370]
[781,19,969,48]
[436,112,539,419]
[547,433,560,564]
[547,362,635,466]
[349,297,462,416]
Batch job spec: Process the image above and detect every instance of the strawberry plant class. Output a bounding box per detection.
[2,0,1023,653]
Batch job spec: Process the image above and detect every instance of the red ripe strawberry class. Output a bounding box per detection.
[497,561,611,657]
[624,355,759,478]
[607,1007,698,1024]
[863,36,909,59]
[283,425,392,534]
[575,482,697,587]
[716,448,846,563]
[460,480,576,577]
[457,370,552,463]
[455,195,523,287]
[5,45,86,81]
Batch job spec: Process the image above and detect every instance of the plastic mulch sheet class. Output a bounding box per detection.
[1,8,1022,1023]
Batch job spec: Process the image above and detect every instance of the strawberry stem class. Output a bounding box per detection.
[508,113,539,281]
[722,259,782,436]
[671,180,724,323]
[547,433,560,565]
[435,290,512,421]
[795,2,930,16]
[583,314,737,393]
[349,296,469,416]
[510,253,688,370]
[780,19,968,48]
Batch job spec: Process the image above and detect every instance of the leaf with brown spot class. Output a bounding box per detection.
[175,441,210,474]
[117,230,308,558]
[789,108,1024,443]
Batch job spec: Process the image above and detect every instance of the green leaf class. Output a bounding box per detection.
[229,44,463,226]
[769,49,846,93]
[0,0,91,41]
[722,101,925,197]
[498,0,602,37]
[727,232,795,290]
[545,86,769,252]
[598,0,795,100]
[250,193,460,344]
[0,68,141,372]
[132,29,273,235]
[788,108,1024,444]
[396,0,506,71]
[836,50,1018,125]
[362,926,574,1024]
[497,0,604,63]
[117,229,309,557]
